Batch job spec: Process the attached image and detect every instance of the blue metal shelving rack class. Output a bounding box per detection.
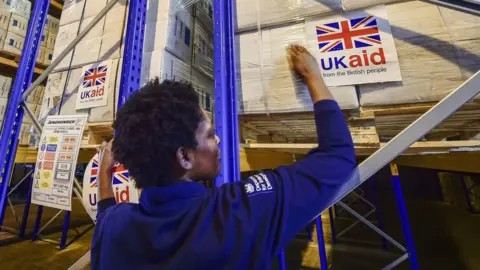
[0,0,478,269]
[0,0,50,230]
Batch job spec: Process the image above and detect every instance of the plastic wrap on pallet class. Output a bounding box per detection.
[0,10,9,30]
[342,0,400,11]
[0,0,31,19]
[192,68,214,112]
[141,49,192,86]
[193,18,213,76]
[39,71,69,123]
[358,1,468,106]
[236,22,359,114]
[235,0,342,31]
[194,0,212,32]
[144,3,194,64]
[60,0,86,26]
[438,6,480,80]
[89,58,120,122]
[0,75,12,98]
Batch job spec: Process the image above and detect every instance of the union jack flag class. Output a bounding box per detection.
[316,16,381,53]
[112,162,130,185]
[83,65,108,88]
[90,158,98,188]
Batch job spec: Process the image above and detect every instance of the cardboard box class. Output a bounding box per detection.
[10,0,31,19]
[82,0,107,20]
[40,30,47,47]
[37,46,46,65]
[89,58,120,122]
[8,13,28,37]
[39,71,68,122]
[236,23,359,113]
[52,21,80,71]
[141,49,191,87]
[0,75,12,98]
[35,85,45,105]
[146,0,193,24]
[71,17,104,67]
[99,3,127,61]
[58,68,89,116]
[47,15,60,34]
[191,69,214,112]
[18,124,31,145]
[44,48,53,65]
[46,31,56,50]
[235,0,341,31]
[359,1,465,106]
[0,0,31,19]
[144,10,193,63]
[193,19,213,76]
[22,102,37,125]
[0,28,6,49]
[60,0,86,26]
[3,31,24,55]
[193,0,213,33]
[0,9,10,30]
[0,97,7,120]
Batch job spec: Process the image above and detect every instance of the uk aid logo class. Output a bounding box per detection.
[316,16,386,70]
[86,160,133,206]
[80,65,108,100]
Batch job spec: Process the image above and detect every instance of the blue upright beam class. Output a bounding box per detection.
[59,211,71,249]
[213,0,240,186]
[390,164,419,270]
[0,0,50,226]
[19,174,34,237]
[315,216,328,270]
[118,0,147,108]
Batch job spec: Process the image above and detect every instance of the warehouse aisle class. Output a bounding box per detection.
[1,198,479,269]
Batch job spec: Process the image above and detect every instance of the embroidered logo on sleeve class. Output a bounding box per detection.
[244,173,274,196]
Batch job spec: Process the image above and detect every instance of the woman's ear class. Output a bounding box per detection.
[176,147,194,170]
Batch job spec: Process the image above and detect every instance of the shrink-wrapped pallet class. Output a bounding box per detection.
[235,0,342,31]
[236,22,359,114]
[358,1,474,106]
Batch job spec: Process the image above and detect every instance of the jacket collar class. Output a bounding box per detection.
[139,181,206,214]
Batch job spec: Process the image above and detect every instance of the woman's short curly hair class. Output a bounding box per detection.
[113,79,202,188]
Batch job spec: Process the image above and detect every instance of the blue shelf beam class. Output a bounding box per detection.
[118,0,147,109]
[0,0,50,227]
[213,0,240,186]
[390,164,419,270]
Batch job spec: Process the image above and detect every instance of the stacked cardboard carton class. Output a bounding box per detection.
[41,0,215,124]
[37,15,59,65]
[142,0,214,114]
[40,0,128,123]
[234,0,479,112]
[235,18,359,113]
[0,0,31,55]
[0,73,45,145]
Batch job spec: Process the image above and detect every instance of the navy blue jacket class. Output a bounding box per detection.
[91,100,358,270]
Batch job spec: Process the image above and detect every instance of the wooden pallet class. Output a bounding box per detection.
[0,51,45,75]
[240,100,480,145]
[81,122,114,147]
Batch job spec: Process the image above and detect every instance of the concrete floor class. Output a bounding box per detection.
[1,198,479,269]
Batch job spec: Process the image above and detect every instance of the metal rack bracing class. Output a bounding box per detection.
[0,0,477,269]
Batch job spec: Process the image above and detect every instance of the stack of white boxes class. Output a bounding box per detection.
[0,0,31,55]
[37,15,59,65]
[0,73,44,145]
[234,0,360,113]
[0,74,13,132]
[41,0,215,124]
[142,0,214,114]
[40,0,128,123]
